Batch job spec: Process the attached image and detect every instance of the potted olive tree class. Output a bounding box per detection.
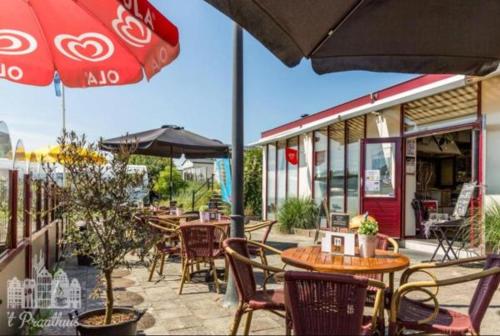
[50,132,148,335]
[358,215,379,258]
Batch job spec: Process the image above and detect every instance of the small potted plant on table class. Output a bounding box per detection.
[358,214,379,258]
[51,132,148,335]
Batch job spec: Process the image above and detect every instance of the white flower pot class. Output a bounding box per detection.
[358,234,377,258]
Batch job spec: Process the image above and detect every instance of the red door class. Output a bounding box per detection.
[361,138,402,238]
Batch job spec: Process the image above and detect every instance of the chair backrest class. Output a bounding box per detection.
[179,224,224,259]
[260,220,277,245]
[223,238,257,303]
[469,254,500,332]
[284,271,369,336]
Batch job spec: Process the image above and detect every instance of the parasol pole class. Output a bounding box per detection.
[224,23,244,307]
[62,83,66,132]
[169,145,174,203]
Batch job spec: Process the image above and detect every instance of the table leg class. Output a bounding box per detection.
[389,272,394,293]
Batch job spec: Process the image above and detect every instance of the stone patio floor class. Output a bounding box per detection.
[43,229,500,335]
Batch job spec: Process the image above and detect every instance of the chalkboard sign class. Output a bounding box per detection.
[330,213,350,228]
[453,182,476,218]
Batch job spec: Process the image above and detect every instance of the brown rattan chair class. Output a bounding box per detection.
[223,238,286,336]
[284,271,386,336]
[245,220,277,277]
[147,218,181,282]
[390,254,500,335]
[178,223,227,294]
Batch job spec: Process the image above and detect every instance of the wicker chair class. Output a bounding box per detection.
[223,238,286,336]
[147,219,181,281]
[390,254,500,335]
[178,224,227,294]
[284,271,386,336]
[245,220,277,278]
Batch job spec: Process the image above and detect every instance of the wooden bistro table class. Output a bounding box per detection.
[183,218,231,227]
[281,245,410,292]
[156,213,199,222]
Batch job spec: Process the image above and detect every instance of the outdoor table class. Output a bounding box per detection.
[156,213,199,222]
[428,220,464,262]
[182,219,231,227]
[281,245,410,291]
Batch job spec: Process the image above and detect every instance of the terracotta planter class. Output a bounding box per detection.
[358,234,377,258]
[74,307,145,336]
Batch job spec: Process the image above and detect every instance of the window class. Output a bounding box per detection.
[347,117,364,216]
[313,128,328,213]
[266,144,276,219]
[364,142,396,197]
[298,134,312,197]
[329,123,345,213]
[287,137,298,199]
[276,141,286,208]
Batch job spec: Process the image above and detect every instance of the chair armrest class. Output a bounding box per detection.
[224,246,284,274]
[391,266,500,325]
[400,255,485,284]
[387,237,400,253]
[247,240,283,255]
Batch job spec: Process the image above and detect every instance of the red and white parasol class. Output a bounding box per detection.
[0,0,179,87]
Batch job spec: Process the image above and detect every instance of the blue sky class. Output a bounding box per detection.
[0,1,415,151]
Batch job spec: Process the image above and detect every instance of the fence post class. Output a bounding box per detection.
[43,180,49,226]
[36,180,42,231]
[24,174,31,238]
[8,170,18,249]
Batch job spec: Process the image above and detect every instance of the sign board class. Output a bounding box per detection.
[321,232,355,256]
[453,182,476,218]
[330,212,350,228]
[365,169,381,192]
[406,138,417,157]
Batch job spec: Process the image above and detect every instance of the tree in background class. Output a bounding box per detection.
[129,155,171,187]
[244,147,263,217]
[153,165,187,200]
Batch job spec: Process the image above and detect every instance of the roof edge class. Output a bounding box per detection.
[260,74,455,139]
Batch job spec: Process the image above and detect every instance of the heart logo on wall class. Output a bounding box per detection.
[112,5,151,48]
[54,32,115,62]
[0,29,38,55]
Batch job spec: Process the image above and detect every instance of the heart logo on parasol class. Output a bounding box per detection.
[54,32,115,62]
[0,29,38,56]
[112,5,151,48]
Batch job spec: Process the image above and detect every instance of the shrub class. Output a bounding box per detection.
[485,201,500,253]
[244,147,262,217]
[153,165,187,199]
[278,198,319,233]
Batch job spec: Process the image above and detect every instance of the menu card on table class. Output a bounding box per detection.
[321,232,356,256]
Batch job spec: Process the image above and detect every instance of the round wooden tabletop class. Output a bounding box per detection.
[156,213,199,220]
[183,219,231,226]
[281,245,410,274]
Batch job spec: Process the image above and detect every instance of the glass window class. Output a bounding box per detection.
[347,117,364,216]
[276,141,286,208]
[365,142,396,197]
[329,123,345,213]
[313,129,328,212]
[298,134,312,197]
[287,137,298,199]
[266,144,276,219]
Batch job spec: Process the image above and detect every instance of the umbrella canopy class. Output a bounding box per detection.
[101,125,230,159]
[27,145,106,164]
[205,0,500,76]
[0,0,179,87]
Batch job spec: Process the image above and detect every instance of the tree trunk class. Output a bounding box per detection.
[104,270,114,325]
